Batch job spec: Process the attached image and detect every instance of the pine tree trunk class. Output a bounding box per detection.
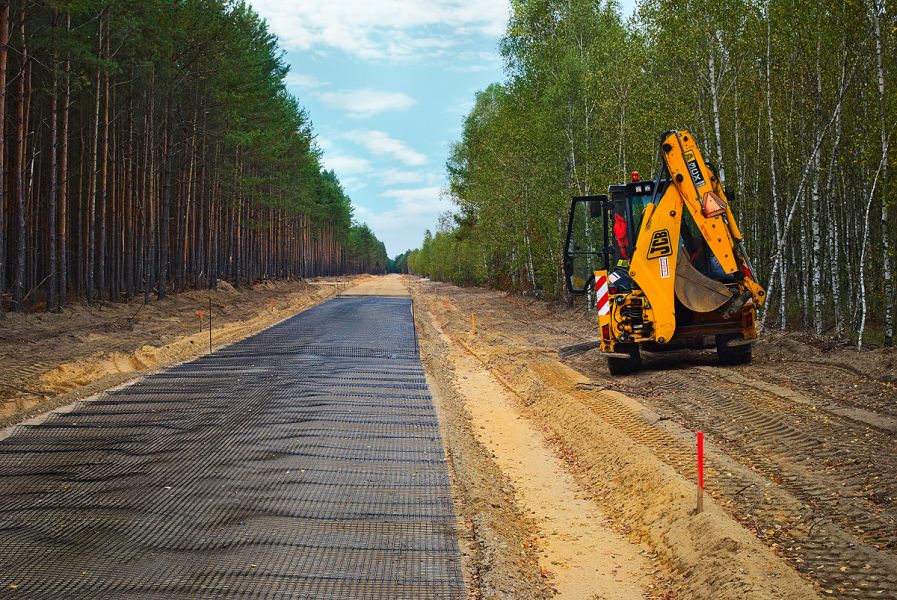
[234,149,242,286]
[125,88,135,300]
[97,23,110,301]
[159,96,172,300]
[12,3,27,311]
[23,53,32,306]
[109,114,118,300]
[77,127,85,296]
[0,1,9,314]
[86,15,102,304]
[58,13,71,310]
[48,31,59,311]
[143,73,154,305]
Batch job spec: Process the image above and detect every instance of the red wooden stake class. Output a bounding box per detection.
[198,310,203,333]
[697,431,704,513]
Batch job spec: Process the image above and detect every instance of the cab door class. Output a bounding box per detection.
[563,195,610,295]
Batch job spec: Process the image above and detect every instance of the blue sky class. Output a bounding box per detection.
[248,1,636,257]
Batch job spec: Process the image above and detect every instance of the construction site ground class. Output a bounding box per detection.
[412,277,897,599]
[1,274,896,599]
[0,276,464,597]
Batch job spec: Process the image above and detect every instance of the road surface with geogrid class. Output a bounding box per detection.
[0,296,463,599]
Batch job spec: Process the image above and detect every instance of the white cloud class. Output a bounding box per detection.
[379,169,425,185]
[342,130,427,166]
[354,186,451,255]
[315,136,335,152]
[445,51,503,73]
[317,89,416,119]
[249,0,510,61]
[321,153,371,175]
[382,187,445,211]
[340,177,369,193]
[285,72,328,90]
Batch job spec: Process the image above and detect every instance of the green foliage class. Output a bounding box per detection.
[1,0,390,311]
[346,223,388,274]
[388,250,413,274]
[409,0,897,342]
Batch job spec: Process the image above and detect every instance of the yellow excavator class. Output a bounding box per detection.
[562,129,765,374]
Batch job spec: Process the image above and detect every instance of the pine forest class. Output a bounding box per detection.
[0,0,388,315]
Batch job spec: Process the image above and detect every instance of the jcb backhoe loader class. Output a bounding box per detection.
[563,129,765,374]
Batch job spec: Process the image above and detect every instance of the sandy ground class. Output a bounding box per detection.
[340,273,411,296]
[412,277,897,599]
[5,274,894,598]
[428,309,656,599]
[0,276,361,428]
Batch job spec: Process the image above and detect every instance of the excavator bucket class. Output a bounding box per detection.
[674,254,732,313]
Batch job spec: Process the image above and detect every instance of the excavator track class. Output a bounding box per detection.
[608,362,897,595]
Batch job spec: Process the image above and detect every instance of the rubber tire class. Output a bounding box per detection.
[607,343,642,375]
[716,335,752,365]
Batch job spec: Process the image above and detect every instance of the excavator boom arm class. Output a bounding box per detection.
[628,130,766,343]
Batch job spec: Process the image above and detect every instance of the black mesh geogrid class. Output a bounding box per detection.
[0,297,463,599]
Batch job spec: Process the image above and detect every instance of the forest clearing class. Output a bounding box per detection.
[0,0,895,598]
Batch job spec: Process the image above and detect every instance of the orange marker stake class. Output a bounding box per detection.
[697,431,704,513]
[198,311,204,333]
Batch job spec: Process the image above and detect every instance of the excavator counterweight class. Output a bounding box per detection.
[562,130,765,374]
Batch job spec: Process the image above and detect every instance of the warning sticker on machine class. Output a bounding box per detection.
[684,150,707,189]
[659,256,670,278]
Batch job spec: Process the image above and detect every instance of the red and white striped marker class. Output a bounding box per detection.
[697,431,704,513]
[595,274,609,315]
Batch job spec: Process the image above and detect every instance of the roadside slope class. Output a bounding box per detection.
[419,304,664,598]
[0,277,359,428]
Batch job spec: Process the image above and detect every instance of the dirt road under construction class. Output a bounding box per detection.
[0,278,462,598]
[1,275,895,599]
[413,278,896,599]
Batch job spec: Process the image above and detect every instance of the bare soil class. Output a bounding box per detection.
[0,277,359,429]
[341,274,411,296]
[426,308,658,599]
[411,277,897,599]
[5,274,894,599]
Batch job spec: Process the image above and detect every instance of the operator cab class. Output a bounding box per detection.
[607,179,663,291]
[563,175,668,296]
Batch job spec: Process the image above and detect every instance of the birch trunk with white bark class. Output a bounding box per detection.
[871,0,893,346]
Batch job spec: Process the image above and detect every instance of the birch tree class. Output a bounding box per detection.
[411,0,897,346]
